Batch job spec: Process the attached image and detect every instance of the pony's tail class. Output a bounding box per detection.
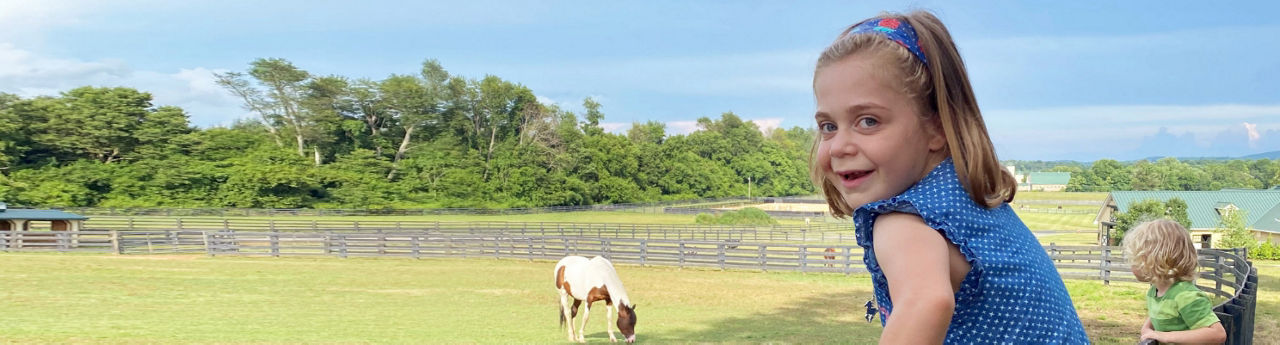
[559,306,566,328]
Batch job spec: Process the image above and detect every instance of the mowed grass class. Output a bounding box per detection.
[1,253,1272,344]
[1016,211,1098,231]
[0,253,880,344]
[1013,191,1110,202]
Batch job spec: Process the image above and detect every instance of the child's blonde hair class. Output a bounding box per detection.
[809,10,1017,217]
[1123,219,1200,286]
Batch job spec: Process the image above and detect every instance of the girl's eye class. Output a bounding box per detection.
[856,117,879,128]
[819,122,838,133]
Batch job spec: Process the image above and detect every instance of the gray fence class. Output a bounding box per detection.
[84,218,860,242]
[50,197,758,217]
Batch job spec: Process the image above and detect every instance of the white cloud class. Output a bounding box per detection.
[1245,122,1260,144]
[984,104,1280,160]
[600,122,629,134]
[0,43,248,127]
[666,121,700,135]
[749,117,783,134]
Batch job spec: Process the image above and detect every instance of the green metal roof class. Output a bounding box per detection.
[0,209,89,221]
[1255,204,1280,232]
[1108,190,1280,232]
[1029,172,1071,185]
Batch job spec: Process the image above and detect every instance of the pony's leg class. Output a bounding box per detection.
[605,303,617,342]
[576,301,591,343]
[560,293,576,342]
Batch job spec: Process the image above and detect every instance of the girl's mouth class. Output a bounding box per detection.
[837,169,872,189]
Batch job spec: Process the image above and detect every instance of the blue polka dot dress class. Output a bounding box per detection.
[854,158,1089,344]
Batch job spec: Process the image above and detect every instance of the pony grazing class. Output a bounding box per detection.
[554,256,637,343]
[823,247,837,267]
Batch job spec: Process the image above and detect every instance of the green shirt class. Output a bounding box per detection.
[1146,281,1221,332]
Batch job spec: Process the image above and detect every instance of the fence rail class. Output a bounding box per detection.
[83,218,860,242]
[48,197,760,217]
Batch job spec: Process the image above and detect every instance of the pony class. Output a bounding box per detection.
[555,256,637,343]
[823,247,837,267]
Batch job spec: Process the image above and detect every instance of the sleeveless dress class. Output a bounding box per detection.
[854,158,1089,344]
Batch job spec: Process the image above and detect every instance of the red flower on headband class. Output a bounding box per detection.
[877,18,900,29]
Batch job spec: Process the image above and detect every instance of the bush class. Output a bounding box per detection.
[694,207,778,225]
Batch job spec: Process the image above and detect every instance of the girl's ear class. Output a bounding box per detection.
[925,116,946,151]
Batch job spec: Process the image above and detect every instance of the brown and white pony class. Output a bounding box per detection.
[554,256,637,343]
[823,248,837,267]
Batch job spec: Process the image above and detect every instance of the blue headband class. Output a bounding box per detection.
[847,17,928,67]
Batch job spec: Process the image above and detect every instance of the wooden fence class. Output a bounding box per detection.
[50,197,757,217]
[83,218,859,242]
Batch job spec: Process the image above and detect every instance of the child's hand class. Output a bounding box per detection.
[1139,329,1160,342]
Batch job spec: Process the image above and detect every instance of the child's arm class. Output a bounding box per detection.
[872,212,967,344]
[1144,322,1226,344]
[1140,318,1154,339]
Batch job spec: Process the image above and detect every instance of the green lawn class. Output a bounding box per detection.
[1013,191,1110,202]
[1016,211,1098,231]
[0,253,1271,344]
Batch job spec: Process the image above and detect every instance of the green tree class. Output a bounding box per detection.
[1214,209,1257,253]
[1112,197,1192,242]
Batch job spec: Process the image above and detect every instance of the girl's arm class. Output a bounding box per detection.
[872,212,967,344]
[1145,322,1226,344]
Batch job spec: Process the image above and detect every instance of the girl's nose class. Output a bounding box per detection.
[830,133,858,157]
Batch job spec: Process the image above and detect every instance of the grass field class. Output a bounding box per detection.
[1013,191,1111,202]
[0,253,1271,344]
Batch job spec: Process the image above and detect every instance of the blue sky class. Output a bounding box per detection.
[1,0,1278,161]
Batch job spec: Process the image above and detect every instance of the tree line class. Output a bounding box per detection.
[1005,158,1280,192]
[0,58,815,208]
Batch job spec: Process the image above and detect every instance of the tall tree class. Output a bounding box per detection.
[213,71,285,147]
[247,58,312,158]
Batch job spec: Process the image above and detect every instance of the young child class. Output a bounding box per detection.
[1124,219,1227,344]
[810,11,1089,343]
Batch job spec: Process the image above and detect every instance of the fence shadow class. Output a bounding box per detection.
[634,290,879,343]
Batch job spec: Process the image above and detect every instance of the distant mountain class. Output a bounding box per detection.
[1242,150,1280,160]
[1138,150,1280,162]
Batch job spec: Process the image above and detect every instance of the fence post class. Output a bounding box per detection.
[718,244,726,270]
[843,247,852,275]
[760,245,767,272]
[679,242,686,269]
[1215,254,1223,294]
[203,231,213,256]
[270,231,280,257]
[1101,245,1111,285]
[338,235,348,258]
[176,218,183,230]
[800,246,808,273]
[111,230,122,254]
[378,231,387,255]
[411,235,421,259]
[639,240,647,266]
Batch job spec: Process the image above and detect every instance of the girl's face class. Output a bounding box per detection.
[814,54,947,210]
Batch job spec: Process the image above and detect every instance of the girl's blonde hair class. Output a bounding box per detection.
[809,10,1017,217]
[1123,219,1200,286]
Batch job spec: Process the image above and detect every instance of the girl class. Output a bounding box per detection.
[810,11,1089,343]
[1124,219,1227,344]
